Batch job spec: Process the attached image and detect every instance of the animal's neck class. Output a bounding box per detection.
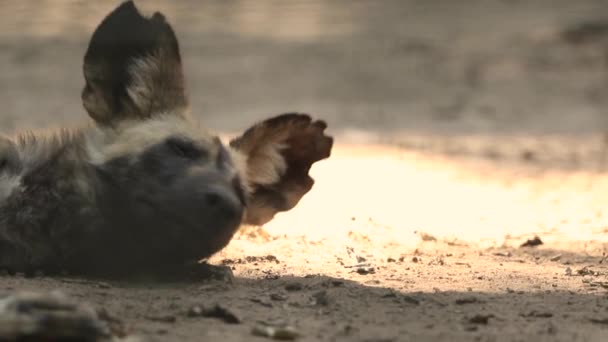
[0,128,94,204]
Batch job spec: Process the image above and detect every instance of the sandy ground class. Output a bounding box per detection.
[1,1,608,341]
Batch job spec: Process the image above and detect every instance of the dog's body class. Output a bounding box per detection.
[0,1,332,277]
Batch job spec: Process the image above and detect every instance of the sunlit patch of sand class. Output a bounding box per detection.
[261,143,608,246]
[216,141,608,269]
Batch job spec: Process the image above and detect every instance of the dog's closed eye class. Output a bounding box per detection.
[166,137,207,160]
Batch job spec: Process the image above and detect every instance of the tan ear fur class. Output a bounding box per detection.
[230,113,333,225]
[81,1,188,127]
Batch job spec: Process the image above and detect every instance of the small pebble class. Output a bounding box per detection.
[285,283,303,292]
[252,324,299,340]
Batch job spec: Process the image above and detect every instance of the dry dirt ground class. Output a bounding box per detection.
[2,1,608,341]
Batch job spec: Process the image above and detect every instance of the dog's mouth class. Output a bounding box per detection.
[133,193,242,245]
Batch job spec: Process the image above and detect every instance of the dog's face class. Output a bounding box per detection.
[86,117,247,264]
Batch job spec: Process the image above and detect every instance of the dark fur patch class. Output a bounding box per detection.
[0,137,21,175]
[231,113,333,225]
[0,141,95,274]
[82,0,187,126]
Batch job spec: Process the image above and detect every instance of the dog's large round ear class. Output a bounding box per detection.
[231,113,333,225]
[82,1,189,127]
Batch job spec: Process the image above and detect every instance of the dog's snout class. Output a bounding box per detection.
[203,184,244,222]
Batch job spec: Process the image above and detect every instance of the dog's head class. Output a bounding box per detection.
[78,1,332,268]
[80,1,247,266]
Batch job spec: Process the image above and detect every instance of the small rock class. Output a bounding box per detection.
[521,311,553,318]
[468,314,494,325]
[0,291,113,340]
[270,293,288,301]
[285,282,303,292]
[331,280,344,287]
[266,255,280,264]
[577,267,599,276]
[589,318,608,325]
[429,257,445,266]
[402,296,421,305]
[252,323,299,340]
[187,304,240,324]
[520,236,543,248]
[589,281,608,289]
[187,306,204,317]
[455,297,480,305]
[356,267,375,275]
[550,255,562,262]
[418,232,437,242]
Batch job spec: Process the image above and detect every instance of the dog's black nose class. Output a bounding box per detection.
[203,184,244,223]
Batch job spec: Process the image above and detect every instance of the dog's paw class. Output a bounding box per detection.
[231,113,333,225]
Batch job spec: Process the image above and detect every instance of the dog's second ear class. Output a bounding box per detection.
[82,1,188,127]
[231,113,333,225]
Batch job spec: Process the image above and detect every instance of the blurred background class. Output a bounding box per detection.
[1,0,607,136]
[2,0,608,247]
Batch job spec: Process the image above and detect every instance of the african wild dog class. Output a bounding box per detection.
[0,1,332,277]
